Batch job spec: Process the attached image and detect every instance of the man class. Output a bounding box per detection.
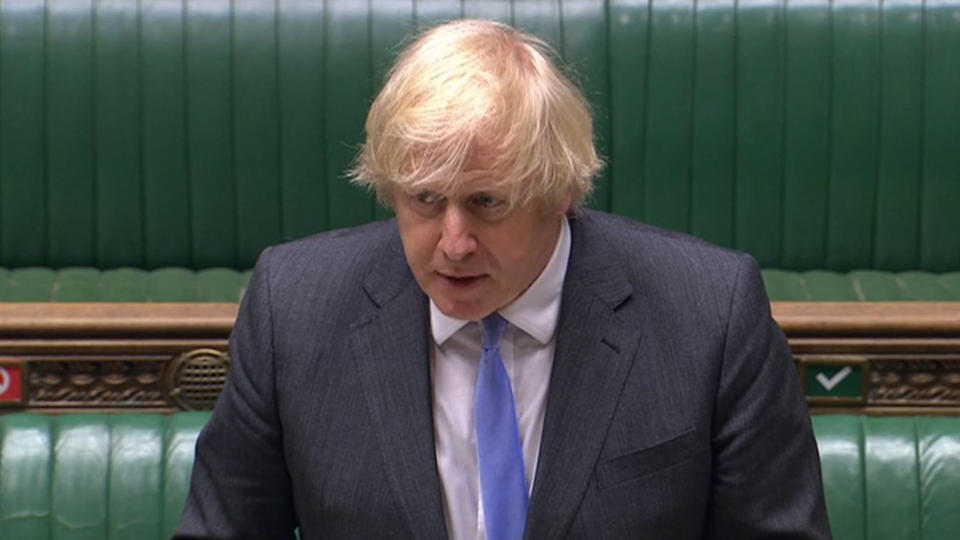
[177,19,830,539]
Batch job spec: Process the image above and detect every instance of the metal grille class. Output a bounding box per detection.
[168,349,230,410]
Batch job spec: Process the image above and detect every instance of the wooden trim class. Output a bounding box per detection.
[0,303,238,337]
[772,302,960,336]
[0,340,230,354]
[0,303,236,412]
[787,338,960,354]
[1,301,959,414]
[2,302,956,338]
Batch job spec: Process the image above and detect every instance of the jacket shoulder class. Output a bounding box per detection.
[249,219,407,309]
[576,209,756,280]
[265,219,399,269]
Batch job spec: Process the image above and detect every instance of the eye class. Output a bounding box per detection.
[471,194,504,210]
[414,191,443,205]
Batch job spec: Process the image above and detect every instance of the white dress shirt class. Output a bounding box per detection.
[429,217,571,540]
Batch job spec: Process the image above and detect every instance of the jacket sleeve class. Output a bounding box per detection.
[174,247,299,539]
[706,254,832,539]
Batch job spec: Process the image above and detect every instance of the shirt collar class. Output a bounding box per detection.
[430,217,571,345]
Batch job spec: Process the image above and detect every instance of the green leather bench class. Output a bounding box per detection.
[814,415,960,540]
[1,0,958,301]
[1,7,956,535]
[3,267,960,302]
[1,413,958,539]
[0,413,206,539]
[0,268,251,302]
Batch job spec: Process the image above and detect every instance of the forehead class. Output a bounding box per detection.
[414,168,512,198]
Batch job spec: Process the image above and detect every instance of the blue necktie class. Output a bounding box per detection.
[476,313,529,540]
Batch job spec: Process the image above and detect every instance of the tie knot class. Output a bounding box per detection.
[481,313,508,350]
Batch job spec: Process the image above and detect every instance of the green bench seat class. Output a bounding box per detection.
[0,413,207,540]
[813,415,960,540]
[1,413,958,539]
[3,267,960,302]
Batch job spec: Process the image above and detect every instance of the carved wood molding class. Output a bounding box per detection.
[1,302,959,414]
[0,303,235,412]
[773,302,960,415]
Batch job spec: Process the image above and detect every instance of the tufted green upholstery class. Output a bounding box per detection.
[0,413,206,540]
[0,267,251,302]
[813,415,960,540]
[4,267,959,302]
[763,270,960,301]
[0,413,958,539]
[0,0,958,276]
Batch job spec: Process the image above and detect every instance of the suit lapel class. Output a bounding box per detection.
[349,233,448,539]
[346,215,643,539]
[525,214,642,539]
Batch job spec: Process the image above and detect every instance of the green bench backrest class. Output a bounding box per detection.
[1,1,958,272]
[1,413,959,539]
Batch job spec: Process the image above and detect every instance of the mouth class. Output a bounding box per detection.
[435,271,487,288]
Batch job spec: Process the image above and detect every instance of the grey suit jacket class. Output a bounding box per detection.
[176,210,830,539]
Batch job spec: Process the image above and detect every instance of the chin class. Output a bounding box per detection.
[438,305,484,321]
[434,298,494,321]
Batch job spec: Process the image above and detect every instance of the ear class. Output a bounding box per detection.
[553,192,573,216]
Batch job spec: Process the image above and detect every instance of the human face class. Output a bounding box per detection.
[393,173,570,320]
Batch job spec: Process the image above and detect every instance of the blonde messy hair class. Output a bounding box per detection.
[349,19,601,211]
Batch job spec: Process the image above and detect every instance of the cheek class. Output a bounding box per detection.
[494,218,559,274]
[397,222,439,268]
[484,233,529,270]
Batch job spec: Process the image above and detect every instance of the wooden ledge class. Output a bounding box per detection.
[0,303,238,337]
[772,302,960,337]
[2,301,958,337]
[1,301,959,413]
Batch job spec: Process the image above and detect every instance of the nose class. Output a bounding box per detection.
[437,205,477,260]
